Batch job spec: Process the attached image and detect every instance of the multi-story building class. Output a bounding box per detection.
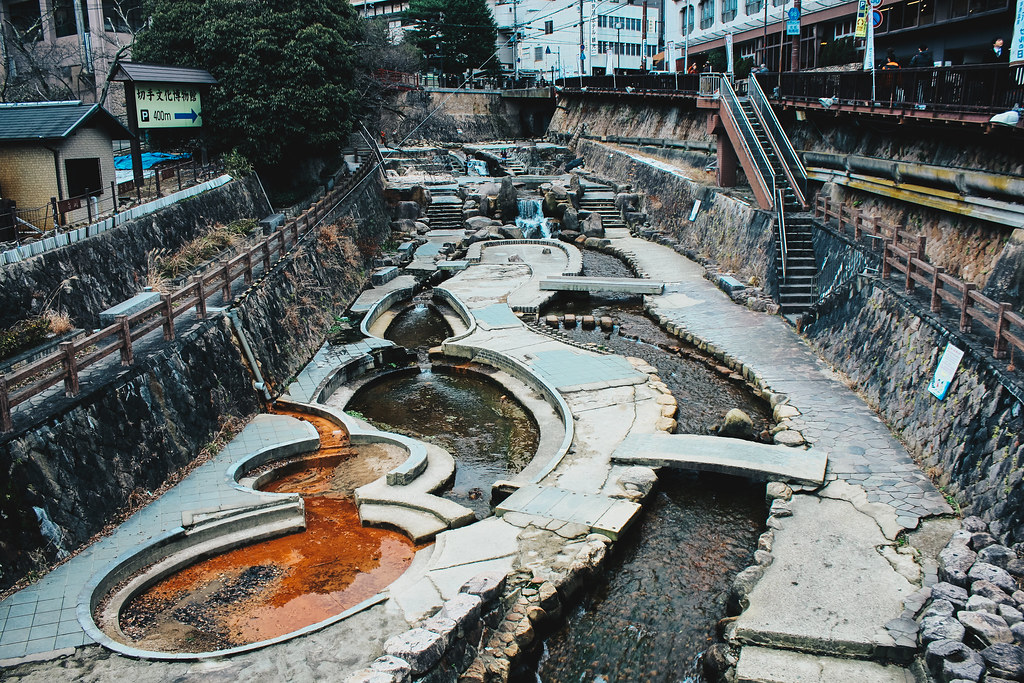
[349,0,413,41]
[491,0,665,78]
[667,0,1014,72]
[0,0,143,108]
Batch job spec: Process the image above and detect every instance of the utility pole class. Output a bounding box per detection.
[71,0,92,75]
[580,0,585,80]
[513,0,520,79]
[641,0,648,71]
[790,0,801,72]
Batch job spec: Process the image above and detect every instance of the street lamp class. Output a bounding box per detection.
[614,18,624,90]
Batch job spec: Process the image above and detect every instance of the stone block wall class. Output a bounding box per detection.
[0,144,60,223]
[802,276,1024,543]
[576,139,776,288]
[0,176,272,330]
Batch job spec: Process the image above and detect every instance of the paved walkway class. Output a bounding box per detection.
[0,414,316,662]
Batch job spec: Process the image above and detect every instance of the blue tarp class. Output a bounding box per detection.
[113,152,190,170]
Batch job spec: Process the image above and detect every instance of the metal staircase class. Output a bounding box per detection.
[718,77,817,315]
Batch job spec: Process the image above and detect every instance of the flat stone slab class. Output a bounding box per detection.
[612,433,827,486]
[495,484,641,541]
[99,291,161,326]
[732,494,916,658]
[735,646,916,683]
[539,275,664,295]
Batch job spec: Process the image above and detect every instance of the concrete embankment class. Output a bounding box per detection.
[0,172,391,591]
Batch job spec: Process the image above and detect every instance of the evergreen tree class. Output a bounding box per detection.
[404,0,498,75]
[134,0,364,187]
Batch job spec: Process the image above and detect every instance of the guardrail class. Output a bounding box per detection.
[815,194,1023,362]
[749,75,807,206]
[0,160,376,433]
[720,76,776,209]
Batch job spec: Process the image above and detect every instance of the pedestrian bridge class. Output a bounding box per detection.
[538,275,664,295]
[612,433,827,485]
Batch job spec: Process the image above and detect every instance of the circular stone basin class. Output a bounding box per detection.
[342,365,540,518]
[93,412,420,655]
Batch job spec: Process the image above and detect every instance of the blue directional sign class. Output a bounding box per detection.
[788,7,800,19]
[786,18,800,35]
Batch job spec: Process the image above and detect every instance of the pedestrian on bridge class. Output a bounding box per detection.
[909,44,933,68]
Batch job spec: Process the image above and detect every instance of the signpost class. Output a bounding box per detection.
[786,7,800,36]
[133,84,203,129]
[928,342,965,400]
[855,0,870,38]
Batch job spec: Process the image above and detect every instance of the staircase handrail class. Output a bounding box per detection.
[748,76,808,207]
[777,188,788,281]
[720,76,776,208]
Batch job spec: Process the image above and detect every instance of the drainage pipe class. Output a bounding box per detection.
[227,310,273,401]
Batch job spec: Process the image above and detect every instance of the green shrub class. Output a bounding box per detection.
[0,317,53,361]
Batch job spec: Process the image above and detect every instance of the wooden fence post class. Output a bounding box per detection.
[854,212,862,240]
[117,315,134,366]
[193,276,207,319]
[51,196,61,228]
[262,240,271,271]
[814,195,823,218]
[155,169,161,196]
[930,267,944,313]
[221,259,232,302]
[60,341,79,397]
[162,294,175,341]
[960,283,976,333]
[882,240,893,279]
[994,302,1011,358]
[0,376,11,433]
[905,254,915,292]
[111,181,118,226]
[244,251,253,285]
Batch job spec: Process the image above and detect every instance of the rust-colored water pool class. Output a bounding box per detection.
[112,412,419,653]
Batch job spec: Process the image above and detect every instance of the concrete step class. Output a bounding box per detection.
[358,503,447,544]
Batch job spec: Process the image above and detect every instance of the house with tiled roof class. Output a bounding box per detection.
[0,100,131,230]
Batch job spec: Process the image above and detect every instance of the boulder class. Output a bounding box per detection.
[1008,559,1024,579]
[971,532,999,551]
[1013,621,1024,644]
[981,643,1024,681]
[926,639,983,680]
[543,191,569,218]
[582,211,604,238]
[967,594,999,614]
[383,629,447,675]
[972,580,1014,605]
[394,201,422,220]
[561,206,579,233]
[440,593,483,630]
[981,545,1019,569]
[969,563,1018,593]
[718,408,756,440]
[933,582,970,610]
[617,466,658,499]
[765,481,793,502]
[498,225,524,239]
[702,643,737,680]
[497,176,518,221]
[1000,603,1024,626]
[923,599,956,619]
[959,610,1014,647]
[773,429,806,447]
[369,656,412,683]
[920,615,966,645]
[465,216,496,231]
[728,565,764,615]
[940,544,978,587]
[963,516,989,532]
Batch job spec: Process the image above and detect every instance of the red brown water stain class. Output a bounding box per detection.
[118,410,421,652]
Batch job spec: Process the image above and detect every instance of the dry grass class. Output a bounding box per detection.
[42,309,73,336]
[150,219,258,280]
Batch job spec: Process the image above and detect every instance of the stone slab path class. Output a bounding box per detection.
[612,432,827,485]
[495,485,641,541]
[539,275,664,294]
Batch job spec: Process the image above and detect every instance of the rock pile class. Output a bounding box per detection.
[921,515,1024,683]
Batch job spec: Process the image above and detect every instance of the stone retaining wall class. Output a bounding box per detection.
[802,276,1024,543]
[574,139,776,289]
[0,177,271,330]
[0,171,392,592]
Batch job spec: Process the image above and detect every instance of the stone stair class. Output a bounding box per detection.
[776,213,817,315]
[580,192,626,230]
[426,195,464,230]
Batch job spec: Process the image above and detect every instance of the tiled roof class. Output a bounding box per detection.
[0,101,132,141]
[112,62,218,85]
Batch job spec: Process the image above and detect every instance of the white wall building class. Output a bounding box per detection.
[491,0,664,78]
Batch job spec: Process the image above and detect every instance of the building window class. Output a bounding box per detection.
[8,0,43,42]
[680,7,694,34]
[700,0,715,29]
[722,0,738,22]
[745,0,763,15]
[65,158,102,199]
[535,46,544,61]
[544,20,553,33]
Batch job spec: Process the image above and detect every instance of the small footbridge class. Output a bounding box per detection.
[538,275,664,295]
[612,433,827,486]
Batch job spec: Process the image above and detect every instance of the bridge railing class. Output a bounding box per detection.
[815,194,1024,363]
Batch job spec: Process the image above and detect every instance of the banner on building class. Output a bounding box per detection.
[855,0,870,38]
[1012,0,1024,65]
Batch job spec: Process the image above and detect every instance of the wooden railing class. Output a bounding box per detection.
[815,194,1022,363]
[0,159,377,433]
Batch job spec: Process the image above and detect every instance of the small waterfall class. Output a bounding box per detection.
[515,199,551,239]
[466,159,489,176]
[33,506,69,560]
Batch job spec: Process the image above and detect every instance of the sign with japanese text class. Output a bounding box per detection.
[855,0,869,38]
[928,342,964,400]
[1012,0,1024,66]
[134,83,203,129]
